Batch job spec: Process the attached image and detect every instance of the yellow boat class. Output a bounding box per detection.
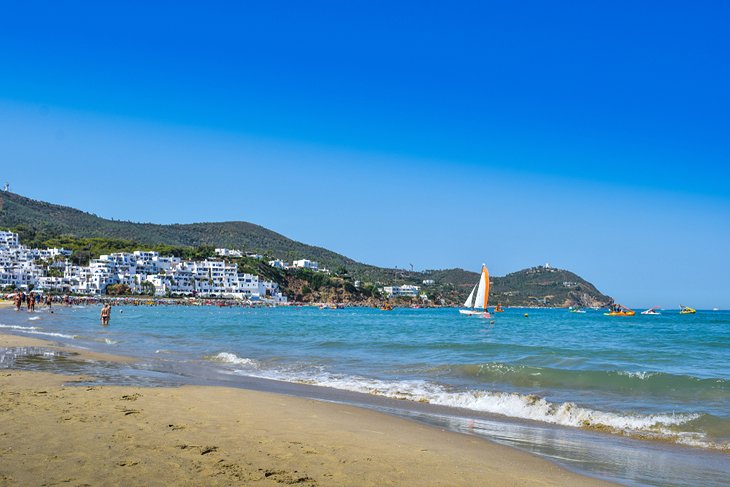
[679,305,696,314]
[604,304,636,316]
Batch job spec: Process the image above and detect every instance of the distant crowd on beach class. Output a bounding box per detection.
[2,292,283,310]
[10,291,56,312]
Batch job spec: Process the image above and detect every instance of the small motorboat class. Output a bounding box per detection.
[641,306,661,315]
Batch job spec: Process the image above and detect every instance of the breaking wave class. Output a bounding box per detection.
[426,362,730,400]
[210,352,260,367]
[208,354,729,451]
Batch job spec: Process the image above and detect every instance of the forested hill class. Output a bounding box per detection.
[0,191,612,307]
[0,191,365,270]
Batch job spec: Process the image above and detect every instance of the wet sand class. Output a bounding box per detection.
[0,333,615,486]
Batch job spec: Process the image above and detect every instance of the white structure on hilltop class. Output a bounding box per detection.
[0,231,286,302]
[215,248,243,258]
[382,284,420,298]
[268,259,288,269]
[292,259,319,271]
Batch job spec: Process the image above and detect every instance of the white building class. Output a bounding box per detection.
[0,231,20,249]
[268,259,288,269]
[215,248,243,258]
[0,231,287,302]
[292,259,319,271]
[382,284,420,298]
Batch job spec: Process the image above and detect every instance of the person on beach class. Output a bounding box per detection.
[14,293,22,311]
[28,294,35,312]
[100,304,111,326]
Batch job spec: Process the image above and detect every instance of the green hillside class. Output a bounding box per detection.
[0,191,612,307]
[0,191,366,269]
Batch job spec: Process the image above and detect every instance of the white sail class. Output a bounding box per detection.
[459,264,490,317]
[473,269,487,311]
[463,284,477,308]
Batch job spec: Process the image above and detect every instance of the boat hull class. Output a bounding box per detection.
[604,311,636,316]
[459,309,491,318]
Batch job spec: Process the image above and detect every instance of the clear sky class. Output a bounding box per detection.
[1,1,729,308]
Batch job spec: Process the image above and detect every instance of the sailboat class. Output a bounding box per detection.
[459,265,491,318]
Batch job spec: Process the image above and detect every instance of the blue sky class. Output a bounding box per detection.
[1,1,729,308]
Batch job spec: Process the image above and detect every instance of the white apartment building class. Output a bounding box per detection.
[382,284,421,298]
[292,259,319,271]
[0,231,20,249]
[0,231,287,302]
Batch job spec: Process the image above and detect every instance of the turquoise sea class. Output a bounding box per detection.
[2,305,729,486]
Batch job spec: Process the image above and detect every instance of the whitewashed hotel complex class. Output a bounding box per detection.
[0,231,286,302]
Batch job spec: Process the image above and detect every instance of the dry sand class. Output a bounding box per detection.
[0,333,615,486]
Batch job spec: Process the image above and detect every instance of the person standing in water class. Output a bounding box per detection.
[100,304,111,326]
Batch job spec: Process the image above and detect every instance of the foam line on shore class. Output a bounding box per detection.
[210,351,729,451]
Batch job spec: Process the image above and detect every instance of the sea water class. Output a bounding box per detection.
[2,305,729,486]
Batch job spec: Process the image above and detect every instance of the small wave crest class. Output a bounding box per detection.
[0,324,76,340]
[220,364,727,451]
[0,324,39,331]
[209,352,259,368]
[28,316,41,321]
[429,362,729,399]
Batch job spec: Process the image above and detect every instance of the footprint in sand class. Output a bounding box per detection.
[119,393,142,401]
[176,444,218,455]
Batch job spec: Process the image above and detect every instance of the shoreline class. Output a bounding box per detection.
[0,332,614,486]
[1,297,607,310]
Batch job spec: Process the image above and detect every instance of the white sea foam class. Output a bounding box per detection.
[104,338,117,345]
[212,352,259,367]
[0,324,39,331]
[28,316,41,321]
[220,364,724,448]
[617,370,658,380]
[0,324,76,339]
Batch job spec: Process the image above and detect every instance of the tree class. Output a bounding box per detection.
[141,281,156,296]
[106,283,131,296]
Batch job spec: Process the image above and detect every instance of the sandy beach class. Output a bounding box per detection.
[0,332,615,486]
